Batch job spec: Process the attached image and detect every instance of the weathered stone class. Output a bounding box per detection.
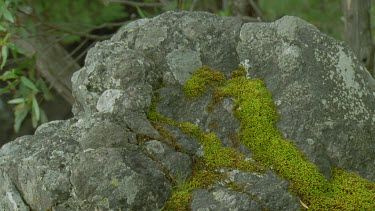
[237,16,375,181]
[227,170,301,210]
[0,131,79,210]
[164,125,201,156]
[70,148,171,210]
[79,120,133,149]
[1,11,375,210]
[145,140,193,179]
[191,185,262,211]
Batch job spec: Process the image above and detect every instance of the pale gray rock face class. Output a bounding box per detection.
[1,11,375,210]
[237,16,375,181]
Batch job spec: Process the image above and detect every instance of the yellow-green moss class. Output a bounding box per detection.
[223,69,375,210]
[225,76,329,195]
[308,167,375,210]
[147,93,175,125]
[229,65,247,78]
[178,121,265,173]
[164,190,191,211]
[183,65,226,101]
[150,66,375,210]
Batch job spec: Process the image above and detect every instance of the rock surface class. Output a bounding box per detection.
[1,11,375,210]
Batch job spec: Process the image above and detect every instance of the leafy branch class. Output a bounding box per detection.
[0,0,129,133]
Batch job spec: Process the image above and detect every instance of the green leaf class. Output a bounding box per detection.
[0,24,6,32]
[0,2,7,18]
[153,7,160,15]
[13,68,25,75]
[136,6,147,19]
[1,45,8,69]
[3,9,14,23]
[0,80,17,93]
[0,21,9,30]
[21,76,38,92]
[8,98,25,104]
[136,7,153,18]
[40,108,48,123]
[3,32,10,42]
[32,96,40,122]
[0,87,10,94]
[14,106,28,133]
[31,111,38,128]
[8,43,27,55]
[9,45,18,60]
[0,70,18,80]
[38,78,53,101]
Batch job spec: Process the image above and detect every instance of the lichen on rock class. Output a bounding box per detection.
[1,11,375,210]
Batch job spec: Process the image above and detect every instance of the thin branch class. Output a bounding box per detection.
[17,5,128,32]
[19,10,113,41]
[53,20,129,31]
[40,34,70,53]
[65,38,89,60]
[42,22,113,41]
[59,41,95,79]
[248,0,266,21]
[75,41,96,63]
[109,0,163,7]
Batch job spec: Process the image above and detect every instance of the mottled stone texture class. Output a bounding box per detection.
[1,11,374,210]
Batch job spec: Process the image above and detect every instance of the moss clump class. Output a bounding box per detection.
[161,121,266,210]
[183,65,226,101]
[229,65,247,78]
[147,93,175,125]
[163,166,225,210]
[178,122,265,172]
[225,76,329,195]
[164,190,191,211]
[151,65,375,210]
[308,167,375,210]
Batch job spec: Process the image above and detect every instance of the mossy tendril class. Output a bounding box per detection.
[151,65,375,210]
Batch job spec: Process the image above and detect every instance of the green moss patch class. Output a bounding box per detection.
[148,66,375,210]
[183,66,226,101]
[225,76,330,195]
[164,190,191,211]
[222,69,375,210]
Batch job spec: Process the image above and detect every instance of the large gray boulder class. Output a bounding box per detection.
[1,11,375,210]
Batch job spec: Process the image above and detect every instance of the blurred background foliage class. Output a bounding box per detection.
[0,0,374,146]
[32,0,129,43]
[259,0,344,40]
